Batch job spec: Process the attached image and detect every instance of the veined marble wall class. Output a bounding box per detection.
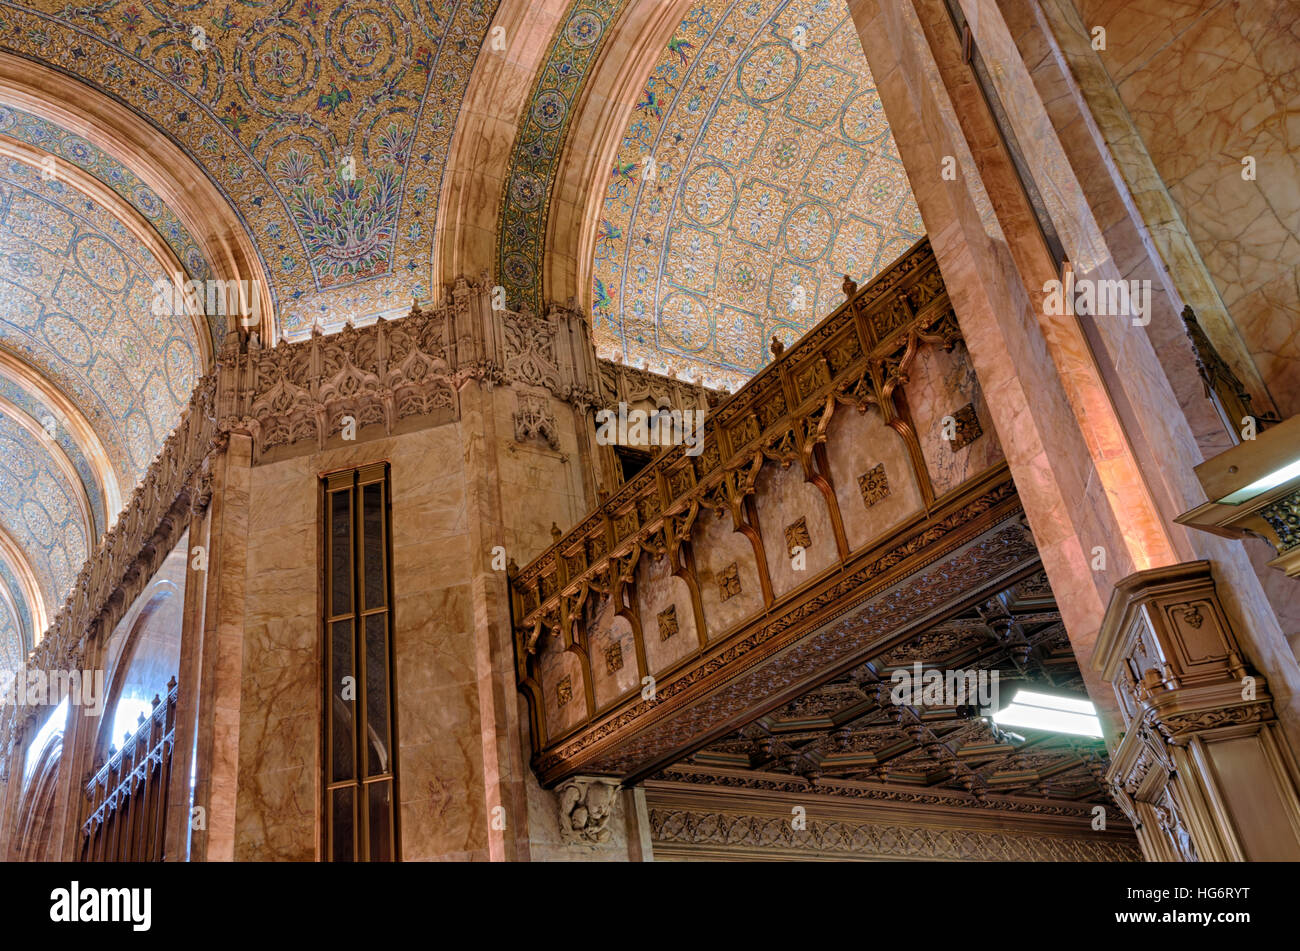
[233,376,603,861]
[239,423,487,860]
[1077,0,1300,416]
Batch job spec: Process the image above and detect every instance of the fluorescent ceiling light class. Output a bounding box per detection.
[1217,457,1300,505]
[992,689,1103,738]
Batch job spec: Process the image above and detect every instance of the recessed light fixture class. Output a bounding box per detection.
[992,689,1103,738]
[1216,457,1300,505]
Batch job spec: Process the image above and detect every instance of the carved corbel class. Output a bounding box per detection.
[555,777,621,846]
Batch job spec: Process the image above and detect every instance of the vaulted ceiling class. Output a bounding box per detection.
[2,0,501,339]
[0,147,203,678]
[588,0,921,390]
[0,0,922,675]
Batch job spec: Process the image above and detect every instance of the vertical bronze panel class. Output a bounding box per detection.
[323,464,398,861]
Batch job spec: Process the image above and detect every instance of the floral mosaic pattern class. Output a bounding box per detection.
[497,0,622,315]
[0,0,500,337]
[0,157,202,493]
[0,555,31,652]
[0,377,106,537]
[0,409,90,623]
[0,593,20,688]
[0,104,219,345]
[591,0,922,390]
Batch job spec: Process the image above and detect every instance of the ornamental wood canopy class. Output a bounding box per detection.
[509,239,1049,787]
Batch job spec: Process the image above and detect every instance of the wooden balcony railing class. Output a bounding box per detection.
[510,238,956,643]
[79,678,178,862]
[504,238,1031,785]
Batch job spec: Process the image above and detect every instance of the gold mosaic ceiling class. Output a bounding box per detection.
[590,0,923,391]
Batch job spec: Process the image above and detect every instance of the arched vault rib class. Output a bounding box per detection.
[539,0,695,313]
[0,350,121,532]
[0,526,46,643]
[433,0,575,296]
[0,53,273,349]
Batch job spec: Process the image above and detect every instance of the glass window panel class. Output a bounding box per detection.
[367,780,393,863]
[362,482,386,609]
[324,466,397,861]
[331,786,355,863]
[330,489,352,617]
[330,620,355,783]
[364,613,390,776]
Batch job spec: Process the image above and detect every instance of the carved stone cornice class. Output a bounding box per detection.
[643,781,1141,861]
[225,279,604,462]
[648,806,1140,861]
[652,766,1109,820]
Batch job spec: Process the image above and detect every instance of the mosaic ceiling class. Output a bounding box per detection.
[0,590,19,687]
[0,408,89,634]
[0,0,501,338]
[589,0,922,390]
[0,156,202,483]
[0,149,202,673]
[0,555,30,651]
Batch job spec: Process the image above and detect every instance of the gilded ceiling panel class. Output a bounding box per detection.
[590,0,922,390]
[0,0,500,338]
[0,157,202,482]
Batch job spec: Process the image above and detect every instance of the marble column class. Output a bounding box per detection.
[188,432,251,860]
[845,0,1300,759]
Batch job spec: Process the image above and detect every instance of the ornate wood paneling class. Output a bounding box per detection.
[510,241,1034,787]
